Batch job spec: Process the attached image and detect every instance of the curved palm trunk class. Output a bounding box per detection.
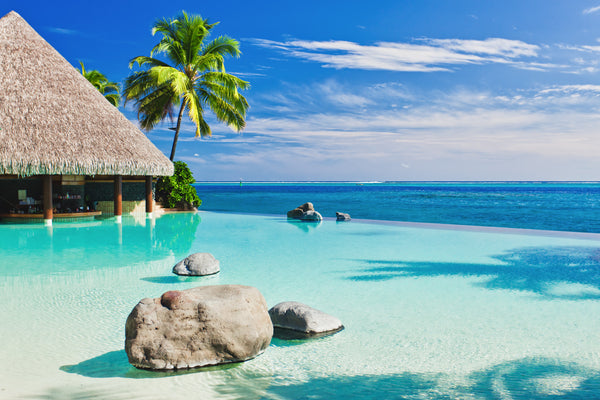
[169,99,188,161]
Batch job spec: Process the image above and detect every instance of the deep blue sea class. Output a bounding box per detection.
[193,181,600,233]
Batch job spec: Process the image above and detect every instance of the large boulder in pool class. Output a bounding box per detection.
[269,301,343,338]
[172,252,220,276]
[287,202,322,221]
[125,285,273,370]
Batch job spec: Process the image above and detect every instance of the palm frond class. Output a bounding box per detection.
[202,36,241,59]
[79,61,121,107]
[129,56,171,69]
[149,66,190,95]
[184,91,206,136]
[204,91,246,131]
[135,85,177,130]
[104,93,120,107]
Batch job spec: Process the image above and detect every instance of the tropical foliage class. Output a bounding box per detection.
[79,62,120,107]
[123,11,249,161]
[156,161,201,209]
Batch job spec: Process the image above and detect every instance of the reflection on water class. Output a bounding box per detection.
[0,213,201,276]
[284,219,322,233]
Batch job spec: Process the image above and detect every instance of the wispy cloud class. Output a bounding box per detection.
[422,38,539,57]
[583,5,600,14]
[251,37,544,72]
[228,71,267,78]
[537,84,600,95]
[557,43,600,52]
[46,27,79,35]
[315,80,373,108]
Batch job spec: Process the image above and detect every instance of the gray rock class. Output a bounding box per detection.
[173,253,220,276]
[300,202,315,211]
[125,285,273,370]
[268,301,343,338]
[287,203,322,221]
[336,212,351,221]
[287,208,305,219]
[287,202,314,218]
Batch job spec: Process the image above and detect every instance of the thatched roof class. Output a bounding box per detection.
[0,11,173,177]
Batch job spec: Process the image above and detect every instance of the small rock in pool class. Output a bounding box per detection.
[336,212,351,221]
[172,252,220,276]
[269,301,343,339]
[287,202,323,222]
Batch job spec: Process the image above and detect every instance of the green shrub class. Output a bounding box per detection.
[156,161,201,209]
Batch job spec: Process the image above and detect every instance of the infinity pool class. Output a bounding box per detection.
[1,212,600,399]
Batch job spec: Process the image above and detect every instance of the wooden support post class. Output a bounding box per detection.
[114,175,122,223]
[145,176,153,216]
[43,175,53,226]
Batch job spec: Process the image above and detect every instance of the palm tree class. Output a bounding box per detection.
[123,11,249,161]
[79,62,120,107]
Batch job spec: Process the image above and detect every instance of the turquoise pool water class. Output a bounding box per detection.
[2,212,600,399]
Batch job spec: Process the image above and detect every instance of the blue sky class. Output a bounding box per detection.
[5,1,600,181]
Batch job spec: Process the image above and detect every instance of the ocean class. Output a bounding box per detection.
[193,181,600,233]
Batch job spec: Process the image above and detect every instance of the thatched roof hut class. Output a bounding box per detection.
[0,11,173,177]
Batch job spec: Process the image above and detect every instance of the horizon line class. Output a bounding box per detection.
[193,180,600,184]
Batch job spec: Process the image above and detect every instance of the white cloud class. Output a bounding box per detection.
[538,84,600,95]
[583,5,600,14]
[251,37,544,72]
[177,156,207,164]
[423,38,539,57]
[228,71,267,78]
[187,82,600,180]
[316,80,373,108]
[559,44,600,52]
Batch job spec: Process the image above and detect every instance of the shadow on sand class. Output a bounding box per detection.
[140,273,220,285]
[57,352,600,399]
[60,350,238,380]
[347,246,600,300]
[262,358,600,400]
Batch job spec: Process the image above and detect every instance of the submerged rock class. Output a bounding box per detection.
[287,202,322,221]
[336,212,351,221]
[269,301,343,339]
[301,210,323,221]
[125,285,273,370]
[172,252,220,276]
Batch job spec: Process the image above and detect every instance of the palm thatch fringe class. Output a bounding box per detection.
[0,158,173,177]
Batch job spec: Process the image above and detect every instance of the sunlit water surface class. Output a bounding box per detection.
[1,211,600,399]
